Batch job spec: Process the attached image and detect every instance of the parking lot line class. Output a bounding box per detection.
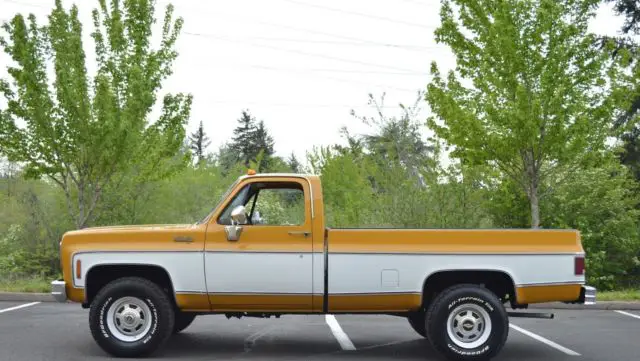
[325,315,356,351]
[614,310,640,320]
[509,323,580,356]
[0,302,40,314]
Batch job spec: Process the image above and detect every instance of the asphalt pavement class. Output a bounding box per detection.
[0,301,638,361]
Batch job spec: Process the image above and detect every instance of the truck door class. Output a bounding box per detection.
[204,177,314,312]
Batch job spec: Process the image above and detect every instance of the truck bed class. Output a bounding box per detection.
[324,228,585,307]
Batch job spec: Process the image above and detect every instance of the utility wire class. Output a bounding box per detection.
[205,63,423,92]
[155,0,440,53]
[278,0,437,30]
[205,36,445,51]
[203,100,414,109]
[184,31,427,75]
[1,0,48,9]
[210,63,430,75]
[5,0,445,53]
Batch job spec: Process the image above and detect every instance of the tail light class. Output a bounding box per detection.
[76,259,82,279]
[574,256,585,276]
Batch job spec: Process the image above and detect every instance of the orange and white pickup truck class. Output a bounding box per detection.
[52,172,596,361]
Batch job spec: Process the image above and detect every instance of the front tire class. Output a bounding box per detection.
[426,284,508,361]
[89,277,175,358]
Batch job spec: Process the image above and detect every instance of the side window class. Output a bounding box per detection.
[250,183,306,226]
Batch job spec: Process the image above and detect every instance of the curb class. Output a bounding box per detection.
[1,292,639,310]
[528,301,640,311]
[0,292,56,302]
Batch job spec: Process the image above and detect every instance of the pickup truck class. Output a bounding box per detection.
[51,171,596,361]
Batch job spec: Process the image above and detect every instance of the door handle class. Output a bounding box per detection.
[288,231,310,237]
[173,236,193,243]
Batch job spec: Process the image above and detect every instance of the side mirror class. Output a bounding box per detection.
[226,205,247,242]
[230,205,247,225]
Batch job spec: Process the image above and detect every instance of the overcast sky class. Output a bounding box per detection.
[0,0,626,164]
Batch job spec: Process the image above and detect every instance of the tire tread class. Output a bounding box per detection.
[89,276,175,358]
[426,283,508,361]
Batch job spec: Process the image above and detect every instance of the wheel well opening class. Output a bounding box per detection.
[84,264,175,306]
[422,270,516,306]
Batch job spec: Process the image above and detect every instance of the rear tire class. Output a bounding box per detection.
[426,284,508,361]
[89,277,175,358]
[173,312,197,334]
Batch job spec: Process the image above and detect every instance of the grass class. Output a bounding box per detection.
[599,289,640,302]
[0,276,639,301]
[0,276,51,293]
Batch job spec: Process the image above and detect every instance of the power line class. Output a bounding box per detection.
[278,0,437,30]
[397,0,438,6]
[207,63,424,92]
[5,0,445,53]
[184,31,427,75]
[203,100,417,109]
[186,58,423,92]
[211,63,430,75]
[155,1,440,53]
[206,36,445,51]
[0,0,48,9]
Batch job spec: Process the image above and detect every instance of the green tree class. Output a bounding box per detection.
[542,155,640,289]
[188,120,211,165]
[426,0,613,228]
[230,110,257,167]
[598,1,640,185]
[253,120,275,171]
[229,110,276,172]
[287,152,301,173]
[0,0,192,229]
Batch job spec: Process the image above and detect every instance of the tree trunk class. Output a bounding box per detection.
[529,185,540,229]
[523,149,541,229]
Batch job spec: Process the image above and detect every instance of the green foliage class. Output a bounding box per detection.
[426,0,613,228]
[541,156,640,290]
[0,276,51,293]
[189,121,212,165]
[228,110,276,172]
[308,93,493,229]
[0,0,192,228]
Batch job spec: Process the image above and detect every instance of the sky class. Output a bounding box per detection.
[0,0,627,165]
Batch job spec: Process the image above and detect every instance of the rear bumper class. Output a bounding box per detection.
[51,280,67,303]
[582,285,596,305]
[565,285,596,305]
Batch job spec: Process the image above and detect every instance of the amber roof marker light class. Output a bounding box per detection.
[247,169,257,175]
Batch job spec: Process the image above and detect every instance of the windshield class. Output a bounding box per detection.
[196,177,241,225]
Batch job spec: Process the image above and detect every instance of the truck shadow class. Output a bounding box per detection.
[155,334,555,360]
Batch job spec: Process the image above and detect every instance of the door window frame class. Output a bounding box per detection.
[211,176,313,228]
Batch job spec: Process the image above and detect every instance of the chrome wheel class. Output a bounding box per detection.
[446,303,492,349]
[106,296,153,342]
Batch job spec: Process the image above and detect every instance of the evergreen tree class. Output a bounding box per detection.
[228,110,276,172]
[288,152,301,173]
[253,120,275,171]
[230,110,257,167]
[188,121,211,165]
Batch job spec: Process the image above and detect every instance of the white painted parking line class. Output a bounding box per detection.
[614,310,640,320]
[509,323,580,356]
[0,302,40,314]
[325,315,356,351]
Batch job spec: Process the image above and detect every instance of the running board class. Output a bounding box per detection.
[507,311,554,319]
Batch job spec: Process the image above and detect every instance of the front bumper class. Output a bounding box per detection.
[51,280,67,303]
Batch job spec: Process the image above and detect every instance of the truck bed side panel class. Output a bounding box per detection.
[326,228,584,312]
